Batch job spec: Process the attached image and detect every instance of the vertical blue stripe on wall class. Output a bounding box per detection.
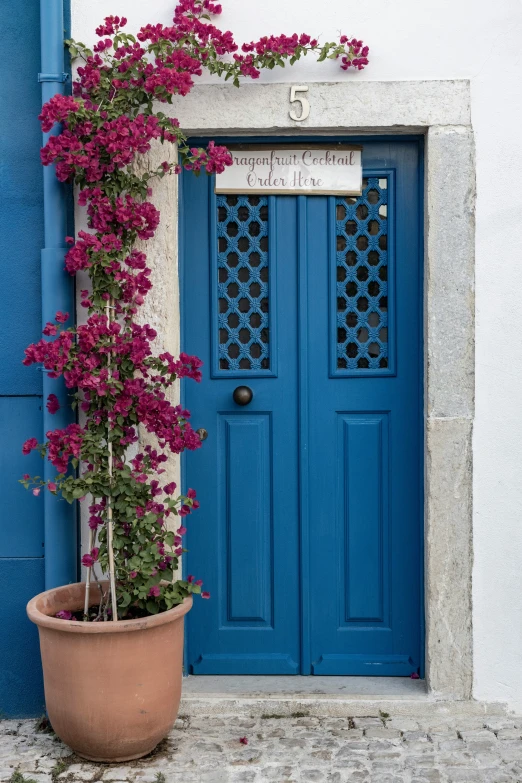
[0,0,71,717]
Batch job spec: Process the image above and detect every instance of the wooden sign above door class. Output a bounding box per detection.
[215,145,363,196]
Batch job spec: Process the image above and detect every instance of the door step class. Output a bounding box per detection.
[180,676,509,719]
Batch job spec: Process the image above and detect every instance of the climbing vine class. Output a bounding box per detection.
[21,0,369,620]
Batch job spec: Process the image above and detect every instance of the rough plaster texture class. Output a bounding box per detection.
[133,140,181,500]
[69,0,522,709]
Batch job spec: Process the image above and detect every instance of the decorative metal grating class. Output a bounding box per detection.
[335,177,389,371]
[217,195,270,371]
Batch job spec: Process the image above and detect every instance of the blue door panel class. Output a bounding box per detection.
[182,139,423,676]
[182,174,301,674]
[339,413,389,624]
[0,397,44,557]
[221,413,272,624]
[0,557,45,717]
[305,143,422,675]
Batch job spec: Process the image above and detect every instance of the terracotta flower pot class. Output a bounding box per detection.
[27,581,192,762]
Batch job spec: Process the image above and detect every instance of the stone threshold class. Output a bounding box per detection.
[180,676,509,719]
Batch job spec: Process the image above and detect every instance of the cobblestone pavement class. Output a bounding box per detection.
[3,712,522,783]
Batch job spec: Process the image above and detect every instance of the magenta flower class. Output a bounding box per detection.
[55,311,69,323]
[202,591,210,599]
[46,394,60,414]
[148,585,161,597]
[32,487,41,496]
[164,482,176,495]
[47,482,57,492]
[55,610,74,620]
[410,672,420,680]
[81,547,99,568]
[187,488,197,499]
[239,737,248,745]
[42,322,58,336]
[22,437,38,455]
[187,575,194,583]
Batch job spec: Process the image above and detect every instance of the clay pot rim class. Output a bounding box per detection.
[27,581,192,634]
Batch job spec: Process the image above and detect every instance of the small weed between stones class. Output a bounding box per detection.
[348,718,356,729]
[35,714,54,735]
[9,772,38,783]
[260,711,309,720]
[51,759,68,781]
[50,755,76,781]
[155,773,167,783]
[379,711,390,720]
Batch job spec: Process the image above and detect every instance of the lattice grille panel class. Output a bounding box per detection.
[217,195,270,371]
[336,177,389,371]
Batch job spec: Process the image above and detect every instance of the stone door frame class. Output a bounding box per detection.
[151,79,474,699]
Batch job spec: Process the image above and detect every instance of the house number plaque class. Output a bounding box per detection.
[215,145,363,196]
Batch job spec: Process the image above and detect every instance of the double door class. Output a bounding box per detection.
[181,139,423,676]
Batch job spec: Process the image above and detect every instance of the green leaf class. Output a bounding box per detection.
[146,601,159,614]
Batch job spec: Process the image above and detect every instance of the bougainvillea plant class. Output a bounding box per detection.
[21,0,369,621]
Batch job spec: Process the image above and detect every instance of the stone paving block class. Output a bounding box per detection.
[459,728,496,741]
[352,718,383,729]
[102,765,136,780]
[386,718,421,731]
[436,738,464,752]
[443,769,485,782]
[411,772,442,783]
[484,719,517,731]
[480,772,514,783]
[364,727,402,739]
[404,731,429,743]
[497,728,522,740]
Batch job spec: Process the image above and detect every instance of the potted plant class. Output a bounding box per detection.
[22,0,368,763]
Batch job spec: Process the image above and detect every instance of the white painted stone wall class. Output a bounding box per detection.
[72,0,522,710]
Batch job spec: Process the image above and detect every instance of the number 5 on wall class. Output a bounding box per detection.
[289,85,310,122]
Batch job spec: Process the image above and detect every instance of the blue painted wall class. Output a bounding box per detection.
[0,0,51,717]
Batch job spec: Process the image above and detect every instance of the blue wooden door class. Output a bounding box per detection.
[181,139,423,676]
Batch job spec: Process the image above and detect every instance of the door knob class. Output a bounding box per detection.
[196,428,208,441]
[233,385,253,406]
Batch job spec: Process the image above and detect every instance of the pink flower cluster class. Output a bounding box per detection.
[46,424,84,474]
[79,188,160,240]
[41,113,179,184]
[339,36,370,70]
[184,141,232,174]
[39,94,80,133]
[81,547,100,568]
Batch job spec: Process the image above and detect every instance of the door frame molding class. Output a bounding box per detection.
[169,79,474,699]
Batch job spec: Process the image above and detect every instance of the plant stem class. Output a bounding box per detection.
[106,298,118,622]
[83,527,94,617]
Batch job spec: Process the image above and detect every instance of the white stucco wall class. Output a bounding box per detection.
[72,0,522,709]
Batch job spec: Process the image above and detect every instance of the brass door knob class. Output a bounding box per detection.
[233,386,253,406]
[196,428,208,441]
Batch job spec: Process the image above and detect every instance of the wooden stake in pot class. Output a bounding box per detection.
[106,298,118,622]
